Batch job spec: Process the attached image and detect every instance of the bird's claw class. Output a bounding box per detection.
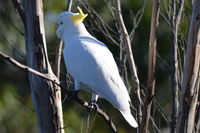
[88,100,98,112]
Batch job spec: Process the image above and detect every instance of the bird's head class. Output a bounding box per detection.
[56,6,88,39]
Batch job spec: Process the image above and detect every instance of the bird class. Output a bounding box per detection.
[56,6,138,128]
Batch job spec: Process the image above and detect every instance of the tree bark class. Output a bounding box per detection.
[140,0,160,132]
[177,0,200,132]
[169,0,185,132]
[23,0,64,133]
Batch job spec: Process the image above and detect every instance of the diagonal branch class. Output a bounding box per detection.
[129,0,147,42]
[114,0,142,125]
[0,51,59,85]
[114,0,140,93]
[0,51,118,133]
[72,96,118,133]
[11,0,26,26]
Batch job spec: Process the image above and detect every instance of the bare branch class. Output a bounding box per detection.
[73,96,118,133]
[55,40,63,79]
[129,0,147,42]
[113,0,142,125]
[77,0,119,46]
[0,51,118,133]
[154,99,170,124]
[0,51,60,85]
[1,34,25,58]
[11,0,26,26]
[140,0,160,132]
[187,71,200,133]
[66,0,73,11]
[150,116,161,133]
[169,0,185,132]
[195,102,200,132]
[9,22,24,36]
[177,0,200,132]
[114,0,140,93]
[55,0,73,79]
[12,91,35,112]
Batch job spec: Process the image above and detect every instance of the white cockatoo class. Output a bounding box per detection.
[56,6,138,128]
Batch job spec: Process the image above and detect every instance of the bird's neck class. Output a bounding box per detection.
[63,22,91,42]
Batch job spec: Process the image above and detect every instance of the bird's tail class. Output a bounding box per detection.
[120,110,138,128]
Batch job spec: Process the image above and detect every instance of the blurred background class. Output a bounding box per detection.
[0,0,192,133]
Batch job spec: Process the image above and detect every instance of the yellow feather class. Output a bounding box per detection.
[70,6,88,24]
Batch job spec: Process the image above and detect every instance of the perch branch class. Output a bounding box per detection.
[0,51,118,133]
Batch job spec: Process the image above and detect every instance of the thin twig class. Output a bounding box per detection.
[66,0,73,11]
[150,116,161,133]
[55,0,73,79]
[55,40,63,79]
[73,96,118,133]
[0,51,60,85]
[113,1,142,126]
[1,34,25,58]
[12,91,35,112]
[9,22,24,36]
[0,51,118,133]
[77,0,119,46]
[157,52,171,71]
[140,85,170,125]
[11,0,26,26]
[129,0,147,42]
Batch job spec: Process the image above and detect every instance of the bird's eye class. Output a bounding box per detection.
[60,22,63,25]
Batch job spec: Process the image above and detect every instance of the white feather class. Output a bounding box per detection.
[56,11,138,128]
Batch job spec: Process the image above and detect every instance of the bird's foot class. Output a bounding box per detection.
[88,100,99,112]
[68,90,79,100]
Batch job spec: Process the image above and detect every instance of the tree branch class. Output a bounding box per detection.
[169,0,185,132]
[77,0,120,46]
[140,0,160,132]
[72,96,118,133]
[0,51,118,133]
[0,51,59,85]
[11,0,26,26]
[66,0,73,11]
[113,0,142,125]
[55,0,73,79]
[177,0,200,132]
[129,0,147,42]
[55,40,63,79]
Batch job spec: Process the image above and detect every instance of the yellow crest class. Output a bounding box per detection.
[70,6,88,24]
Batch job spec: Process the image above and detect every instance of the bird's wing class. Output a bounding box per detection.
[64,36,131,110]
